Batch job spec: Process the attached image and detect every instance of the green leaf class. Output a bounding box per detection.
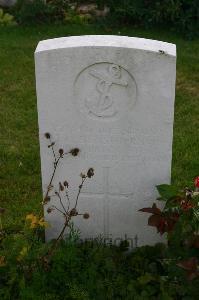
[156,184,179,201]
[138,273,155,285]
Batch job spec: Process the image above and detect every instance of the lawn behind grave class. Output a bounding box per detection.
[0,24,198,230]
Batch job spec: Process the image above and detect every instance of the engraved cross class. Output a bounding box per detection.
[80,167,133,237]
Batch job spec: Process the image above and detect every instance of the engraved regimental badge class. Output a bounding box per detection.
[74,63,137,120]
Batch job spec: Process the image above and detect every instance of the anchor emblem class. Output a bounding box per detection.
[85,64,128,117]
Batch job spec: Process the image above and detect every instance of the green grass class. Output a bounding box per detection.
[0,24,198,229]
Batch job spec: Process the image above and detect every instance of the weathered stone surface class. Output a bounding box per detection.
[35,35,176,246]
[76,4,97,14]
[0,0,16,7]
[76,3,110,17]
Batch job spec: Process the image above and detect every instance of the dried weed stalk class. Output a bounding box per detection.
[42,132,94,265]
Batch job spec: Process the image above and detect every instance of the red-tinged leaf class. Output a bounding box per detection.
[158,219,168,235]
[177,257,198,271]
[148,214,163,227]
[148,215,168,235]
[139,203,161,215]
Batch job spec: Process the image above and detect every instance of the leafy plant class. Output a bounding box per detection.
[64,7,93,25]
[0,9,16,26]
[46,0,70,22]
[139,181,199,280]
[12,0,53,25]
[104,0,198,38]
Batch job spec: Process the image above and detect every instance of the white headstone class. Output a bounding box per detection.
[35,35,176,246]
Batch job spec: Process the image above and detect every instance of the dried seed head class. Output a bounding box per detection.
[70,208,78,216]
[44,132,51,139]
[63,181,69,188]
[70,148,80,156]
[59,148,64,156]
[43,196,50,204]
[47,207,54,214]
[59,182,64,191]
[83,213,90,219]
[87,168,94,178]
[80,173,86,179]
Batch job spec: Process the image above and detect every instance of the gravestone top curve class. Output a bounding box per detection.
[35,35,176,57]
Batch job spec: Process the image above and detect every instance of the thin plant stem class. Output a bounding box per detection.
[50,140,57,163]
[51,205,65,216]
[65,191,70,212]
[55,192,68,215]
[44,156,61,199]
[45,219,69,261]
[74,177,87,209]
